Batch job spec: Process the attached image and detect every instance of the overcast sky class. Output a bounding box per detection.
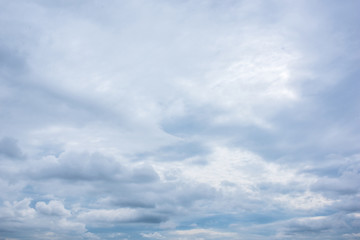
[1,0,360,239]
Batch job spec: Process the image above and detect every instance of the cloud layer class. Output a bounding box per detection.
[1,0,360,239]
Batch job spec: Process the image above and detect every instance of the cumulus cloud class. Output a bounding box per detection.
[0,198,91,240]
[36,200,71,217]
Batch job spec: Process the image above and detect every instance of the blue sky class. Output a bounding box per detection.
[0,0,360,239]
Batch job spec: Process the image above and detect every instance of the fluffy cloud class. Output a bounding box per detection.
[0,198,92,240]
[36,200,71,217]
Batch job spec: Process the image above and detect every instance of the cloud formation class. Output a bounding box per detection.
[1,0,360,239]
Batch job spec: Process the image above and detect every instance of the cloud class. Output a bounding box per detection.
[141,232,165,239]
[0,137,24,160]
[36,200,71,217]
[343,233,360,239]
[27,151,161,184]
[311,176,360,195]
[0,0,360,239]
[77,208,167,227]
[309,155,360,203]
[170,228,238,239]
[280,213,360,238]
[334,196,360,212]
[29,152,123,181]
[1,198,36,220]
[131,164,159,183]
[0,198,91,240]
[77,208,139,224]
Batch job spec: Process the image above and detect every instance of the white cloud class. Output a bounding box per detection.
[171,228,238,238]
[274,191,333,210]
[0,198,90,239]
[77,208,139,224]
[154,145,318,209]
[141,232,165,239]
[36,200,71,217]
[2,198,36,220]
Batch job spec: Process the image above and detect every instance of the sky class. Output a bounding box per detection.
[0,0,360,239]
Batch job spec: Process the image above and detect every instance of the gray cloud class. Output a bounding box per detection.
[310,155,360,196]
[311,175,360,195]
[27,152,162,184]
[131,164,160,183]
[281,213,360,239]
[334,196,360,212]
[29,152,123,181]
[0,137,24,160]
